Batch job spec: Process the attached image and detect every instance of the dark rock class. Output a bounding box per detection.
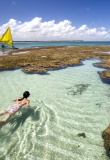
[102,124,110,157]
[77,132,86,138]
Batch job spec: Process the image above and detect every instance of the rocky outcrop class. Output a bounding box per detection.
[102,124,110,157]
[1,45,110,76]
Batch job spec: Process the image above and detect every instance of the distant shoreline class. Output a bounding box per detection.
[13,40,84,42]
[13,40,110,42]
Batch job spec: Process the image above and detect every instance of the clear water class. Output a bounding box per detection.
[0,41,110,56]
[0,41,110,49]
[12,41,110,49]
[0,59,110,160]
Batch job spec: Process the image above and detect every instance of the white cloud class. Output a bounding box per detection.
[0,17,110,41]
[78,25,88,31]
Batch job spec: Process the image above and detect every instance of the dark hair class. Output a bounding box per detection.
[18,91,30,101]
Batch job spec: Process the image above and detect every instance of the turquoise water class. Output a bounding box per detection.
[0,41,110,55]
[11,41,110,49]
[0,41,110,49]
[0,59,110,160]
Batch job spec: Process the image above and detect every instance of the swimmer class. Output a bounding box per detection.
[0,91,30,124]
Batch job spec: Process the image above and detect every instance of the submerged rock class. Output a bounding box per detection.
[68,84,91,96]
[77,132,86,138]
[102,124,110,157]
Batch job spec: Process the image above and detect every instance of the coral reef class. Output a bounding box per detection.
[0,46,110,78]
[102,125,110,157]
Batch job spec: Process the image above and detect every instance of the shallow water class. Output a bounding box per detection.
[0,59,110,160]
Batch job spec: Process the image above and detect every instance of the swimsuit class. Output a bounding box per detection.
[6,101,26,113]
[17,101,22,104]
[6,106,19,113]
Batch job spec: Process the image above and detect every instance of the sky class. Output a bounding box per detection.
[0,0,110,41]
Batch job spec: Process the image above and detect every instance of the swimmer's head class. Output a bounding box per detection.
[23,91,30,98]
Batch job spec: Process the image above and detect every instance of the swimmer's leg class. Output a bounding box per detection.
[0,110,7,116]
[0,113,12,124]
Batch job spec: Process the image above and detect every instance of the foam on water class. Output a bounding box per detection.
[0,59,110,160]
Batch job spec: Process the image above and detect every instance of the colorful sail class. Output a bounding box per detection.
[0,27,12,46]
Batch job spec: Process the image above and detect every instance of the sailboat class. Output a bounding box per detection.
[0,27,13,46]
[0,27,18,51]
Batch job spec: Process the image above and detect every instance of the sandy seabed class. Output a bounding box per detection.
[0,57,110,159]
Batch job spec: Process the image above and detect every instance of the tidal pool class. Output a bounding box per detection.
[0,58,110,160]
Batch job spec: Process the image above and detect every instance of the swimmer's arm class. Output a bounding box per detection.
[12,97,22,101]
[25,100,30,107]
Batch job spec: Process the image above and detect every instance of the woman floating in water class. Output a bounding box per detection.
[0,91,30,124]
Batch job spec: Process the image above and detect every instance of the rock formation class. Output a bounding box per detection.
[102,124,110,157]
